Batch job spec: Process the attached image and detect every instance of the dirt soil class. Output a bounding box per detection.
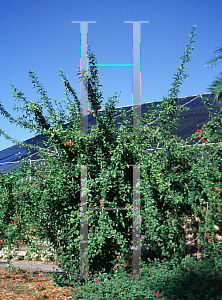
[0,259,83,300]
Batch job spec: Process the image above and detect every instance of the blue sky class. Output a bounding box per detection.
[0,0,222,151]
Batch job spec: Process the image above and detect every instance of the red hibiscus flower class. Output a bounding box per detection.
[95,105,101,115]
[155,290,161,298]
[197,129,202,138]
[202,139,207,147]
[205,235,211,243]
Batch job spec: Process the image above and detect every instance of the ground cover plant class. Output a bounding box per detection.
[0,257,222,299]
[0,25,222,298]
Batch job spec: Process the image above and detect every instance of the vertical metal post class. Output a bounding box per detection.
[80,165,89,279]
[132,164,141,279]
[71,21,96,136]
[125,22,143,136]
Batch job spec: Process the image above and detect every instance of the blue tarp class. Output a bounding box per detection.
[0,93,221,173]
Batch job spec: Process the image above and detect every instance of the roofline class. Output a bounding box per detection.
[99,93,211,110]
[0,93,214,153]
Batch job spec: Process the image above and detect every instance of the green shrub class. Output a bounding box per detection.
[0,25,222,291]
